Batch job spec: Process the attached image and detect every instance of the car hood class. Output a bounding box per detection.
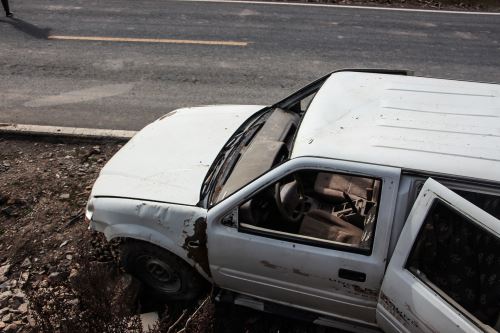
[91,105,264,205]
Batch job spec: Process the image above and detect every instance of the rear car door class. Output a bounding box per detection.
[377,178,500,333]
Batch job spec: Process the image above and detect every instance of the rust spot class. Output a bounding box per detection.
[292,268,309,277]
[260,260,279,269]
[182,217,211,277]
[329,279,379,300]
[380,292,419,329]
[352,285,379,299]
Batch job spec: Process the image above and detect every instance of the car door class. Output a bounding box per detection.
[377,178,500,333]
[207,157,400,329]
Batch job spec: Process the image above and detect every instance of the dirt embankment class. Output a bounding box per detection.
[275,0,500,11]
[0,137,341,333]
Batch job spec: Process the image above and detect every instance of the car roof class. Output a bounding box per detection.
[291,71,500,183]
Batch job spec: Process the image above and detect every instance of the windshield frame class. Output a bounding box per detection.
[198,107,271,207]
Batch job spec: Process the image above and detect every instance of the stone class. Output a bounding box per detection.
[59,193,70,200]
[0,307,8,315]
[67,298,79,306]
[48,272,61,284]
[17,303,28,314]
[2,313,12,323]
[0,264,10,277]
[20,258,31,268]
[0,321,5,329]
[0,290,12,304]
[11,291,25,302]
[20,272,29,283]
[69,268,78,279]
[140,312,159,332]
[27,314,36,327]
[4,323,18,333]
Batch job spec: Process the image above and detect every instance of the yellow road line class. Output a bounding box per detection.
[48,35,248,46]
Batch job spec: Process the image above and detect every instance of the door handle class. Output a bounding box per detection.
[338,268,366,282]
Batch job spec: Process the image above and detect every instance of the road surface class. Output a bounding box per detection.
[0,0,499,130]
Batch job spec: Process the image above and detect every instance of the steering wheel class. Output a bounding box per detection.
[274,176,306,224]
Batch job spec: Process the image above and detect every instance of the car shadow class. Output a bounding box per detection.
[0,17,51,39]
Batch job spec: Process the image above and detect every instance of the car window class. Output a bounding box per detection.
[409,179,500,221]
[237,169,382,253]
[406,200,500,329]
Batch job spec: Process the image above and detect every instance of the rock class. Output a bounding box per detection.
[11,291,25,302]
[0,307,9,315]
[2,313,12,323]
[59,240,69,248]
[69,268,78,278]
[0,321,5,329]
[48,272,61,284]
[67,298,79,306]
[20,258,31,268]
[4,323,17,333]
[140,312,159,332]
[66,254,73,261]
[20,272,29,283]
[0,290,12,304]
[0,265,10,278]
[26,314,36,327]
[17,303,28,314]
[59,193,70,200]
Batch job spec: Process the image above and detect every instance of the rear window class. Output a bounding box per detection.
[406,200,500,328]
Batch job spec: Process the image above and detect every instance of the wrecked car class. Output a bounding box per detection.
[85,69,500,333]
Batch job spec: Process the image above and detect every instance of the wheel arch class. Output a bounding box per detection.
[103,223,213,282]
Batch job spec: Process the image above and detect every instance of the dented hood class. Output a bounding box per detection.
[91,105,264,205]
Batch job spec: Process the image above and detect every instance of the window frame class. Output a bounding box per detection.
[237,169,383,256]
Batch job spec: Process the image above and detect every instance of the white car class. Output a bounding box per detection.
[86,70,500,333]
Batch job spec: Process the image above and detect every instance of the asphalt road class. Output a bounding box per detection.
[0,0,499,130]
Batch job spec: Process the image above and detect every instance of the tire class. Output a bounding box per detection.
[120,240,205,301]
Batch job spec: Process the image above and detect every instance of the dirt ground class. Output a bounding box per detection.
[0,137,341,333]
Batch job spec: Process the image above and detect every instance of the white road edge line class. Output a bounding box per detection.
[0,123,137,139]
[176,0,500,15]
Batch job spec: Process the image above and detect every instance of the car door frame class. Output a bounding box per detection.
[207,156,401,327]
[376,178,500,333]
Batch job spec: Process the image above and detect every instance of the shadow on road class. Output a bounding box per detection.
[0,17,51,39]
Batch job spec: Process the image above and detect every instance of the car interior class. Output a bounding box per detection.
[238,170,381,250]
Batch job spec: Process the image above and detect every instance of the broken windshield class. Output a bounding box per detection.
[207,108,300,206]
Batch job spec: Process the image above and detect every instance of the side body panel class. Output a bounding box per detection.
[207,157,401,327]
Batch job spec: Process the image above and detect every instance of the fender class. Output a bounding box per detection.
[89,196,212,281]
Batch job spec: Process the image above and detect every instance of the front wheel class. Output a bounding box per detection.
[120,241,205,301]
